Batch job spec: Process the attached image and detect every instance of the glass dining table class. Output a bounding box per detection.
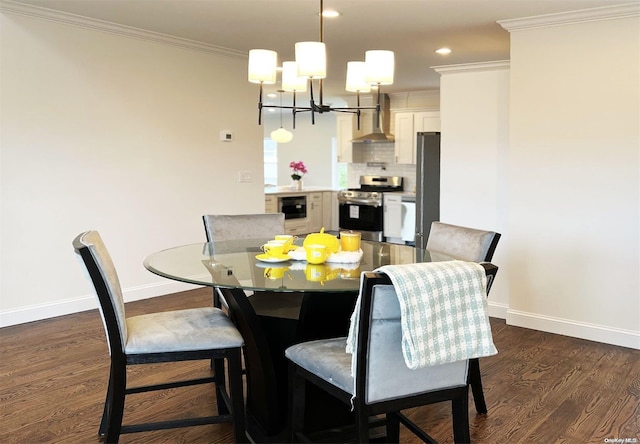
[143,238,443,442]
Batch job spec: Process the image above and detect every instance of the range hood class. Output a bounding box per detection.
[351,93,394,143]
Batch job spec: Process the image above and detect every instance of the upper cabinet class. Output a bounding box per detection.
[393,111,441,164]
[336,114,354,163]
[336,111,376,163]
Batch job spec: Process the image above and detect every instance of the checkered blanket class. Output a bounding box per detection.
[346,261,497,371]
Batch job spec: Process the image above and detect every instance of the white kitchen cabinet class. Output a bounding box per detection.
[394,111,440,164]
[265,195,277,213]
[383,194,403,240]
[321,191,336,231]
[308,192,323,232]
[336,114,354,163]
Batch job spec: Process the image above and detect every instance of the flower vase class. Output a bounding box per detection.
[291,179,303,191]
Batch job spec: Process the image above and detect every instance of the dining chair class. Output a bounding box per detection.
[73,231,247,443]
[426,221,501,414]
[202,213,285,245]
[202,213,285,307]
[202,211,303,316]
[426,221,501,262]
[285,262,498,443]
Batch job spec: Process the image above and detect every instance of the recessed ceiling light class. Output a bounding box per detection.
[321,10,340,18]
[435,47,452,55]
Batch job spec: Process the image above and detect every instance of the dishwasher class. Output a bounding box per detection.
[401,194,416,245]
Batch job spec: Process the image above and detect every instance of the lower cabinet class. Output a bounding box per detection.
[265,191,335,234]
[285,220,309,236]
[308,192,323,233]
[265,195,278,213]
[383,194,403,240]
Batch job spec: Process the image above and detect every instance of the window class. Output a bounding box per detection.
[264,138,278,186]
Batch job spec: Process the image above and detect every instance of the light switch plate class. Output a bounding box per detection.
[238,171,252,183]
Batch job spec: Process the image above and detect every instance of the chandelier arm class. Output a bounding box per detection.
[258,81,264,125]
[292,91,297,129]
[375,85,382,128]
[309,79,316,125]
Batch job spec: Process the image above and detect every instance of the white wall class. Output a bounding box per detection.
[263,112,337,188]
[0,10,265,326]
[435,62,511,318]
[504,10,639,348]
[435,6,639,349]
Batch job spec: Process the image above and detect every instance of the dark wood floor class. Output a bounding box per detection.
[1,288,638,443]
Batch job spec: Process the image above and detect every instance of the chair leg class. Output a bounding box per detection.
[289,365,306,443]
[213,358,229,415]
[452,387,470,444]
[99,367,113,437]
[227,349,248,443]
[105,360,126,444]
[355,407,370,443]
[469,358,488,414]
[386,412,400,443]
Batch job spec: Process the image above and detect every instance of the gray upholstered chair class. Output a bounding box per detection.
[426,221,501,414]
[286,263,499,443]
[73,231,247,443]
[202,212,302,316]
[202,213,286,307]
[202,213,285,244]
[426,221,501,262]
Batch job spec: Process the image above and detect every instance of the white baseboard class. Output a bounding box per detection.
[488,301,508,320]
[507,309,640,350]
[0,281,201,328]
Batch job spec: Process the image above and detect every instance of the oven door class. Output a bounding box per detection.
[338,202,383,232]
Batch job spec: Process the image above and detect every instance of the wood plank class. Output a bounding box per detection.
[1,288,639,443]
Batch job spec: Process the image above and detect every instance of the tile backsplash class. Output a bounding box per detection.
[347,143,416,192]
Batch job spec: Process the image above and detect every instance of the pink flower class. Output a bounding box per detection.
[290,161,307,180]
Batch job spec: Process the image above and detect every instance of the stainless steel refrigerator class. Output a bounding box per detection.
[414,132,441,249]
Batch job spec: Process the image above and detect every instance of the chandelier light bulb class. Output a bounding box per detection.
[271,127,293,143]
[282,61,308,92]
[345,61,371,93]
[364,50,395,85]
[248,49,277,84]
[295,42,327,79]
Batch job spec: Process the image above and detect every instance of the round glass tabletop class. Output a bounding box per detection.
[143,238,437,293]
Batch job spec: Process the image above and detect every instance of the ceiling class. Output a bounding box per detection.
[6,0,639,103]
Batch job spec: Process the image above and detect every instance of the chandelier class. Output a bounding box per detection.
[248,0,394,130]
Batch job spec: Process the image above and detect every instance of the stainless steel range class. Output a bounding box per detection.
[337,175,403,241]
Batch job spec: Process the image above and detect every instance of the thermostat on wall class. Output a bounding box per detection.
[220,130,233,142]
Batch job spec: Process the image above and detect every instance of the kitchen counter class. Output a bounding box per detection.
[265,186,338,195]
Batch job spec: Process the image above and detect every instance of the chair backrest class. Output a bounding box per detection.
[72,231,127,355]
[202,213,285,242]
[356,263,497,405]
[426,221,501,262]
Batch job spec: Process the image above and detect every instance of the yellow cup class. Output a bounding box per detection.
[264,267,288,280]
[305,264,327,281]
[340,265,361,279]
[274,234,297,252]
[305,244,328,264]
[262,240,286,257]
[340,231,362,252]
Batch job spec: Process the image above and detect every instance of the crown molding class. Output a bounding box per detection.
[498,3,640,32]
[431,60,510,75]
[0,0,247,58]
[388,90,439,101]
